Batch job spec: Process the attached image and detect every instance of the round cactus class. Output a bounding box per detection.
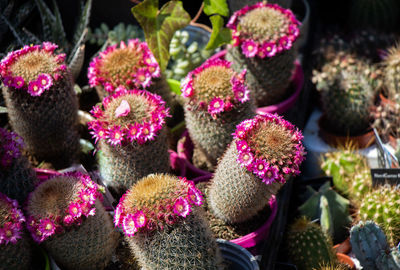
[225,2,301,106]
[358,185,400,246]
[372,99,400,140]
[313,263,350,270]
[0,128,37,205]
[0,193,32,270]
[115,174,222,269]
[384,44,400,99]
[0,42,80,169]
[88,88,170,197]
[208,114,305,223]
[26,171,119,270]
[286,218,336,270]
[181,58,255,168]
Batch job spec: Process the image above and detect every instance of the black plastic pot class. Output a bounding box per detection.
[217,239,260,270]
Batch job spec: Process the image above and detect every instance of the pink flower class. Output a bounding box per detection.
[241,40,258,58]
[133,211,147,228]
[89,123,108,144]
[114,205,123,227]
[37,73,53,90]
[38,218,56,237]
[253,159,269,178]
[173,197,190,217]
[122,214,137,237]
[79,189,96,204]
[260,42,277,58]
[262,166,279,184]
[1,222,20,244]
[237,150,254,167]
[135,68,152,88]
[12,76,25,89]
[138,122,155,143]
[90,105,103,118]
[236,140,249,152]
[187,187,203,206]
[63,215,74,226]
[68,202,82,218]
[108,126,125,146]
[279,36,292,51]
[208,97,225,117]
[127,123,140,142]
[114,100,131,118]
[27,80,45,96]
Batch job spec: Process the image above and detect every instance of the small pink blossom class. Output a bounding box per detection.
[38,218,56,237]
[237,150,254,167]
[68,202,82,218]
[187,187,203,206]
[134,211,147,228]
[12,76,25,89]
[114,100,131,118]
[173,197,190,217]
[241,40,258,58]
[37,73,53,90]
[63,215,74,226]
[122,214,137,237]
[208,97,225,117]
[27,81,45,96]
[108,126,125,146]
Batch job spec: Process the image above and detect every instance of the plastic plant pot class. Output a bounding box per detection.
[217,239,260,270]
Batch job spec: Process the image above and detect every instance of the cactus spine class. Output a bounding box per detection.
[384,44,400,100]
[115,174,222,269]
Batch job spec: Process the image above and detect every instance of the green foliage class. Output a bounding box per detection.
[203,0,229,17]
[88,23,144,47]
[206,15,232,51]
[298,182,352,243]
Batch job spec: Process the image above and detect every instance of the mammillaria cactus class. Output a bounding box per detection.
[0,128,36,205]
[0,42,80,168]
[115,174,222,269]
[372,96,400,140]
[350,220,400,270]
[358,185,400,246]
[208,114,305,223]
[225,2,301,106]
[286,218,336,270]
[89,88,170,197]
[384,44,400,99]
[26,171,119,270]
[181,58,255,168]
[0,193,32,270]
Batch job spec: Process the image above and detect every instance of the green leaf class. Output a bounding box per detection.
[0,106,7,114]
[205,15,231,51]
[203,0,229,17]
[72,0,92,49]
[320,195,333,237]
[132,0,191,72]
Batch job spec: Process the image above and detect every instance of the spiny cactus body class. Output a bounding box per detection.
[115,174,222,269]
[0,193,32,270]
[226,2,301,106]
[384,44,400,99]
[181,58,255,168]
[26,172,119,270]
[89,88,170,197]
[287,218,336,270]
[0,42,80,169]
[208,114,305,223]
[372,96,400,140]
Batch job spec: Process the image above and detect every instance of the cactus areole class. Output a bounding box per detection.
[227,2,301,59]
[0,193,25,245]
[233,114,305,184]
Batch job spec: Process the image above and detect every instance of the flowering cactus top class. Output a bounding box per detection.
[114,174,203,236]
[227,2,300,58]
[0,42,67,96]
[88,87,170,146]
[0,193,25,245]
[88,39,161,93]
[233,114,305,184]
[181,58,250,118]
[0,128,24,169]
[26,171,104,243]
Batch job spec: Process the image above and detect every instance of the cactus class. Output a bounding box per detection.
[358,185,400,246]
[88,88,170,198]
[349,168,372,202]
[26,171,119,270]
[0,128,37,205]
[181,58,255,168]
[313,264,350,270]
[208,114,305,223]
[0,193,32,270]
[384,44,400,99]
[312,52,377,135]
[350,220,400,270]
[225,2,301,106]
[115,174,223,269]
[88,23,144,47]
[0,42,80,169]
[286,218,336,270]
[371,98,400,140]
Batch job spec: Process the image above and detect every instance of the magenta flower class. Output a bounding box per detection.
[37,73,53,90]
[127,123,140,142]
[114,100,131,118]
[237,150,254,167]
[241,40,258,58]
[63,215,74,226]
[122,214,137,237]
[260,42,277,58]
[79,189,96,204]
[12,76,25,89]
[108,126,125,146]
[27,80,45,96]
[208,97,225,117]
[133,211,147,228]
[236,140,249,152]
[114,205,123,227]
[135,68,152,88]
[173,197,190,218]
[38,218,56,237]
[68,202,82,218]
[89,123,108,144]
[187,187,203,206]
[253,159,269,178]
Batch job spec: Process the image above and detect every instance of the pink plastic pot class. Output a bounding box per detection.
[208,49,304,115]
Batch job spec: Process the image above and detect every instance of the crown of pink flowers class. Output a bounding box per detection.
[88,39,160,93]
[0,42,66,96]
[0,128,24,169]
[227,2,300,58]
[233,114,305,184]
[26,171,104,243]
[181,58,250,118]
[114,177,203,236]
[88,87,170,146]
[0,194,25,245]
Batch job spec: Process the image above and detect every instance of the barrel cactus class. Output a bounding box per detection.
[350,220,400,270]
[89,88,170,197]
[225,2,301,106]
[286,217,336,270]
[26,171,119,270]
[0,128,37,204]
[384,44,400,100]
[0,193,32,270]
[0,42,80,168]
[181,58,255,168]
[208,113,305,223]
[115,174,222,269]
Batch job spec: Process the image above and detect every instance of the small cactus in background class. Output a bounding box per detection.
[350,220,400,270]
[181,58,255,168]
[384,44,400,100]
[372,96,400,140]
[26,171,119,270]
[349,168,372,202]
[312,52,377,136]
[286,218,336,270]
[0,42,80,169]
[0,193,32,270]
[89,88,170,197]
[115,174,222,269]
[0,128,37,205]
[313,264,350,270]
[358,185,400,246]
[88,23,144,47]
[208,114,305,223]
[226,2,301,106]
